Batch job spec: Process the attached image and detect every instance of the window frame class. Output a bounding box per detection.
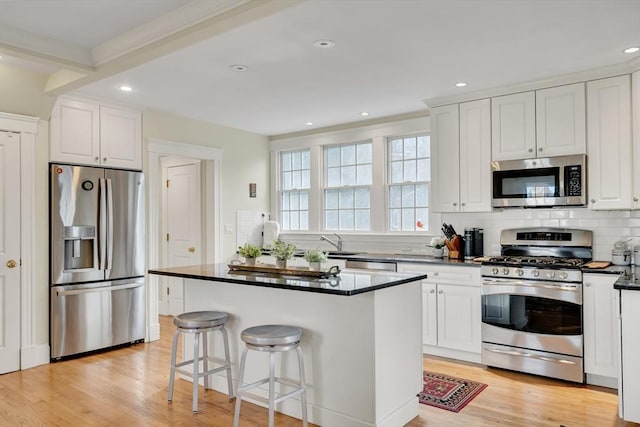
[278,149,311,232]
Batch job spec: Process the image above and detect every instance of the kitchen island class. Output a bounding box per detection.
[149,264,427,427]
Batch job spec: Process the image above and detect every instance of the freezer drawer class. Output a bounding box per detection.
[50,278,145,359]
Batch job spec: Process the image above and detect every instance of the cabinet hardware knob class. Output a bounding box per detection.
[453,202,457,206]
[188,247,196,253]
[461,203,466,207]
[634,197,639,202]
[528,148,533,153]
[438,290,443,294]
[590,199,596,203]
[103,157,107,162]
[429,289,435,294]
[585,283,591,287]
[95,156,99,162]
[6,259,17,268]
[433,272,439,276]
[538,147,543,152]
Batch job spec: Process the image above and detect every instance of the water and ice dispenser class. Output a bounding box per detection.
[63,225,97,271]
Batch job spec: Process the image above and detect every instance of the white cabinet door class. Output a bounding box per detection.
[587,75,632,210]
[583,274,618,380]
[422,283,438,347]
[437,283,481,353]
[100,106,142,170]
[50,97,100,165]
[632,71,640,208]
[491,91,536,161]
[459,98,491,212]
[620,290,640,423]
[431,104,460,212]
[536,83,586,157]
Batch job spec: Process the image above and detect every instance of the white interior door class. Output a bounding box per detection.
[160,159,202,316]
[0,131,21,373]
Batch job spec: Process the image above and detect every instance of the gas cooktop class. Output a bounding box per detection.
[483,256,585,268]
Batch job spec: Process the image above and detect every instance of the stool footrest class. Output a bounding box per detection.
[239,387,305,406]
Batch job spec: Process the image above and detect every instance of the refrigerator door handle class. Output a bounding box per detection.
[106,178,114,271]
[99,178,107,270]
[55,282,144,296]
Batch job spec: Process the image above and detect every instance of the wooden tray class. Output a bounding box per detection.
[228,263,341,278]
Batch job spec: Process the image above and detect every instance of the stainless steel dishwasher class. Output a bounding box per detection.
[345,260,397,272]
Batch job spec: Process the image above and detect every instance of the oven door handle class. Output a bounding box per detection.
[484,345,578,365]
[482,278,579,291]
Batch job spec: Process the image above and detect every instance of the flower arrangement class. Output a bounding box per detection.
[238,242,262,259]
[429,236,446,249]
[303,249,328,263]
[270,240,297,260]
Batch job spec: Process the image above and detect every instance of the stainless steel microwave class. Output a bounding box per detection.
[491,154,586,208]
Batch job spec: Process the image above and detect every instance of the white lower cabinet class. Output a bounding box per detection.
[583,273,619,387]
[620,289,640,423]
[400,263,481,363]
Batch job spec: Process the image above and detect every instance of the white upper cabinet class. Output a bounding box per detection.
[632,71,640,208]
[536,83,586,157]
[587,75,632,210]
[492,84,586,161]
[50,96,142,170]
[491,91,536,161]
[432,100,491,213]
[431,104,460,212]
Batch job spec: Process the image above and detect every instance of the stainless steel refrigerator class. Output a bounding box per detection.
[50,164,145,359]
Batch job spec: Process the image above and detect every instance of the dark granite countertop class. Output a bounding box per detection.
[614,273,640,291]
[148,264,428,296]
[327,252,481,267]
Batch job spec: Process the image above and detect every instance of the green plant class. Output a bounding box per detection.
[270,240,297,260]
[238,242,261,258]
[303,249,328,263]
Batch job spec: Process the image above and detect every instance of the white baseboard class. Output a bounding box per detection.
[586,373,618,389]
[21,344,50,369]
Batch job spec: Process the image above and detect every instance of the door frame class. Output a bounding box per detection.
[147,139,223,341]
[0,112,42,369]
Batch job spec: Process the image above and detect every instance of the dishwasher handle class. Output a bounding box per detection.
[56,282,143,296]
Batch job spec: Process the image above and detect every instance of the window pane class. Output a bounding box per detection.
[402,185,414,207]
[326,210,339,230]
[325,189,339,209]
[290,211,300,230]
[339,189,354,208]
[292,151,301,170]
[282,193,289,210]
[290,192,299,210]
[403,159,417,182]
[416,208,428,231]
[355,188,370,208]
[341,165,356,186]
[340,210,354,229]
[389,208,401,231]
[417,136,430,158]
[327,167,340,187]
[301,170,310,188]
[299,191,309,210]
[300,211,309,230]
[357,164,372,185]
[281,212,290,230]
[416,184,428,207]
[391,161,403,183]
[389,185,401,208]
[282,171,292,190]
[292,170,301,189]
[327,146,340,167]
[404,137,417,159]
[357,143,372,164]
[417,159,430,181]
[282,152,292,171]
[402,208,414,231]
[390,139,403,161]
[355,209,369,230]
[341,145,356,165]
[301,150,310,169]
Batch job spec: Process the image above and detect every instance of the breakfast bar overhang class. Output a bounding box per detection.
[149,265,427,427]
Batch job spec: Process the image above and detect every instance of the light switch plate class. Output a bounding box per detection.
[225,224,233,234]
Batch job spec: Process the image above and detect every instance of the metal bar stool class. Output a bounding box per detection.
[168,311,234,412]
[233,324,308,427]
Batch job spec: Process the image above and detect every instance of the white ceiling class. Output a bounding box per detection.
[1,0,639,136]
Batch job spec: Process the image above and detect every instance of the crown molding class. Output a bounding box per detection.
[424,56,640,108]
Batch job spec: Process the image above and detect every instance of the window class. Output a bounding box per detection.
[324,142,372,231]
[280,149,310,230]
[388,135,430,231]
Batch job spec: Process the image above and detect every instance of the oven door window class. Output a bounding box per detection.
[482,294,581,335]
[493,167,560,199]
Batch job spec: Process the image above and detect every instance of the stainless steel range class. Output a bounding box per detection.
[480,227,592,383]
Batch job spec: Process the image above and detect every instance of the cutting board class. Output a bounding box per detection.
[583,261,612,269]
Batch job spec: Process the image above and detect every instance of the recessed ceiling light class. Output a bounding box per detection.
[119,85,133,92]
[360,112,369,116]
[623,46,639,54]
[305,121,313,126]
[455,82,467,87]
[230,64,248,72]
[313,40,336,48]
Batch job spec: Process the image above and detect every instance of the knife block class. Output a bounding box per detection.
[445,235,464,259]
[448,250,461,259]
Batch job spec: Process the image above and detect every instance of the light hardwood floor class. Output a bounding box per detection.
[0,316,635,426]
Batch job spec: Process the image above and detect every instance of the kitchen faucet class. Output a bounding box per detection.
[320,233,343,251]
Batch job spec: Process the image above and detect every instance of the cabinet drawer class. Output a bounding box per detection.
[399,263,480,286]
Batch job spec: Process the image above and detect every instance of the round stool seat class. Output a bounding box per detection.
[174,311,229,329]
[241,324,303,347]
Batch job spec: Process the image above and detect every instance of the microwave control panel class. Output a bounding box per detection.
[566,165,582,196]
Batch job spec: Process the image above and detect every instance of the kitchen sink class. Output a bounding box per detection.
[326,251,362,256]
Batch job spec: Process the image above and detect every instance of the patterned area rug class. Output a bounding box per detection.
[418,371,488,413]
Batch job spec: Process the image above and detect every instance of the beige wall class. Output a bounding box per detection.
[142,109,271,258]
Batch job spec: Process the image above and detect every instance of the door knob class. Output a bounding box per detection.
[188,247,196,253]
[6,259,17,268]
